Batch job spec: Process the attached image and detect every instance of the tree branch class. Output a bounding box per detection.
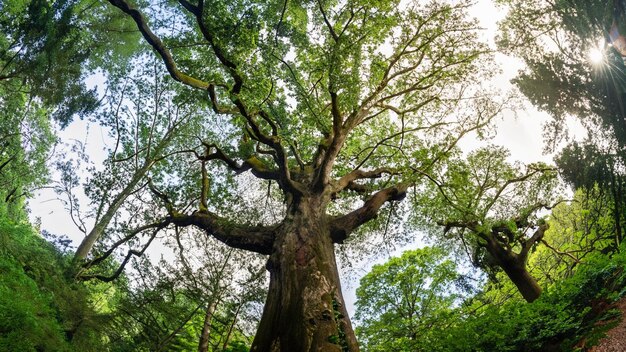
[317,0,339,42]
[80,221,169,269]
[78,222,164,281]
[329,182,409,243]
[332,167,398,195]
[199,142,280,181]
[169,212,275,255]
[482,166,556,215]
[540,238,582,264]
[520,223,548,260]
[107,0,210,90]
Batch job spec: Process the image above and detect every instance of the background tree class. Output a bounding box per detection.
[68,58,209,262]
[528,187,617,285]
[417,147,558,302]
[73,0,505,349]
[555,136,626,249]
[0,0,140,125]
[0,84,54,220]
[354,246,465,352]
[103,251,263,352]
[497,0,626,148]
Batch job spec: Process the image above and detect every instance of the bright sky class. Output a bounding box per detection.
[27,0,588,318]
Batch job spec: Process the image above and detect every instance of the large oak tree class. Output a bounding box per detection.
[71,0,505,349]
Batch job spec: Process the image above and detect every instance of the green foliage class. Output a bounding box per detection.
[415,146,557,289]
[0,0,140,125]
[529,188,617,285]
[355,246,465,352]
[0,211,108,350]
[0,83,56,220]
[0,204,260,351]
[433,245,626,352]
[95,228,265,351]
[498,0,626,150]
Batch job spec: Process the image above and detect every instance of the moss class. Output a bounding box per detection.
[245,156,268,171]
[331,297,349,352]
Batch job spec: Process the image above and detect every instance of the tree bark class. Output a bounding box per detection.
[198,300,218,352]
[499,260,542,303]
[484,236,542,303]
[251,198,359,352]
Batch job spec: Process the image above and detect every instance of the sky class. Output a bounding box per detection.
[27,0,589,318]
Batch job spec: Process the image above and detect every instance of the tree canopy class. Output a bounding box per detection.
[355,247,464,352]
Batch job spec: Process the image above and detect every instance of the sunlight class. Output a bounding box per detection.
[589,46,604,64]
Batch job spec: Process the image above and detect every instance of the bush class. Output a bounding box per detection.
[437,246,626,352]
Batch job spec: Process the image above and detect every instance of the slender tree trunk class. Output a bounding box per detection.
[74,163,151,261]
[198,300,218,352]
[251,199,359,352]
[222,302,242,351]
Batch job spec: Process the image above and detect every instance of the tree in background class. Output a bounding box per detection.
[0,84,54,220]
[73,0,504,348]
[163,227,267,352]
[497,0,626,149]
[0,0,142,229]
[417,147,557,302]
[556,138,625,249]
[103,249,263,352]
[528,187,617,285]
[354,246,465,352]
[67,59,209,262]
[0,0,139,124]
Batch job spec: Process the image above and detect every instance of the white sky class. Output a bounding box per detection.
[27,0,588,318]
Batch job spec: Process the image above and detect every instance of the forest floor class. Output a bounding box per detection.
[588,297,626,352]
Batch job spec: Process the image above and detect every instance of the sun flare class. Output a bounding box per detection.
[588,47,604,64]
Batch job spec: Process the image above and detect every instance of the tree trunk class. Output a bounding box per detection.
[499,260,542,303]
[484,237,542,303]
[222,302,242,351]
[198,300,218,352]
[74,162,152,261]
[251,199,359,352]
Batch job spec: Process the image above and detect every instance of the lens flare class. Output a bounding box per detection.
[589,47,604,64]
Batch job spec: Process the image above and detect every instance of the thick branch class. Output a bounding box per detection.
[200,143,279,181]
[146,172,275,254]
[329,183,409,243]
[314,128,347,192]
[107,0,210,90]
[170,212,275,255]
[520,223,548,260]
[332,167,397,194]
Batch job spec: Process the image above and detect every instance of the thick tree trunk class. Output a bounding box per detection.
[499,261,542,303]
[251,199,359,352]
[484,237,542,303]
